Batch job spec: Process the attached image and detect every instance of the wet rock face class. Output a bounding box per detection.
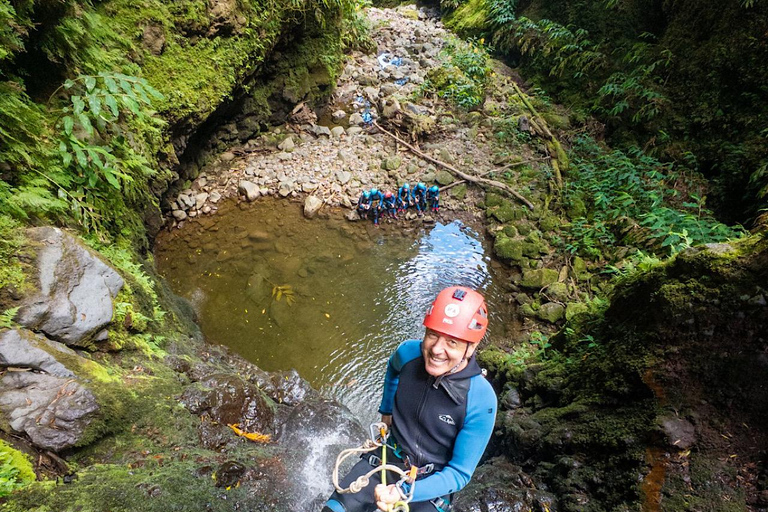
[277,398,366,509]
[17,227,123,348]
[0,371,99,452]
[251,368,315,406]
[180,373,274,433]
[453,457,557,512]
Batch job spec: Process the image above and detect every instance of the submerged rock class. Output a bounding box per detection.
[17,227,123,348]
[304,195,324,219]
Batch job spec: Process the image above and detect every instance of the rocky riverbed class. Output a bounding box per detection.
[165,5,526,226]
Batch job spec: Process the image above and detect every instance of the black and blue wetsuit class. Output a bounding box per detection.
[397,186,412,211]
[324,340,497,512]
[370,189,384,224]
[383,194,398,219]
[413,185,427,213]
[357,192,372,219]
[427,187,439,212]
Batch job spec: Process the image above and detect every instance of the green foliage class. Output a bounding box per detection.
[44,72,163,234]
[0,307,19,328]
[85,237,165,326]
[420,37,492,109]
[563,136,745,257]
[0,440,35,498]
[0,214,27,292]
[340,0,375,52]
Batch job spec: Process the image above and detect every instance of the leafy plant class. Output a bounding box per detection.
[420,37,492,110]
[0,441,35,497]
[563,136,745,257]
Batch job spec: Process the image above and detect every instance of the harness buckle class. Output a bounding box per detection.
[366,454,381,467]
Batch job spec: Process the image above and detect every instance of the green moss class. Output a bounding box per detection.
[494,234,524,263]
[520,268,559,289]
[444,0,489,35]
[0,440,36,498]
[0,216,30,296]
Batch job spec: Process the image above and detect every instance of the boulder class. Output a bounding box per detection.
[537,302,565,323]
[336,170,352,185]
[311,125,332,137]
[331,126,346,138]
[277,136,295,152]
[194,192,209,210]
[0,371,99,451]
[520,268,559,289]
[17,227,123,348]
[435,170,454,186]
[304,195,323,219]
[0,329,76,377]
[349,113,364,125]
[239,180,260,201]
[660,416,697,449]
[180,373,274,433]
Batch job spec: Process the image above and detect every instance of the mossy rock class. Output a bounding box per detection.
[565,302,589,321]
[520,303,537,318]
[541,111,571,130]
[537,302,565,323]
[546,282,569,301]
[539,214,561,233]
[382,156,402,170]
[516,222,533,236]
[503,224,518,238]
[400,8,420,20]
[494,235,524,263]
[572,256,592,281]
[566,197,587,220]
[485,192,505,208]
[520,268,559,289]
[451,184,467,200]
[435,170,455,186]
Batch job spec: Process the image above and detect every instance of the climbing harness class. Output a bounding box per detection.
[332,422,418,512]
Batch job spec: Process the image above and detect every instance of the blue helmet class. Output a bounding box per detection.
[362,191,371,199]
[429,185,439,193]
[416,182,426,190]
[401,182,410,190]
[371,188,379,196]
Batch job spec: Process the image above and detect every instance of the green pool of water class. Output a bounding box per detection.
[155,198,512,420]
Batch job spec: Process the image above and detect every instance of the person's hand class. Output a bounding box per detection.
[374,484,400,511]
[380,414,392,427]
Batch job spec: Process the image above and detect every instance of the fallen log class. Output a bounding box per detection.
[510,82,568,189]
[373,122,535,210]
[440,156,552,192]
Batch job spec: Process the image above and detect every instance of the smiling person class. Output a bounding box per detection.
[323,286,497,512]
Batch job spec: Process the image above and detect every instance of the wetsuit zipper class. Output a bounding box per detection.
[413,375,432,465]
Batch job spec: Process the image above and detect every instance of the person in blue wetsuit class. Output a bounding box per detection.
[369,188,384,225]
[323,286,497,512]
[413,182,427,214]
[383,191,398,220]
[357,190,372,220]
[397,183,412,212]
[427,185,440,213]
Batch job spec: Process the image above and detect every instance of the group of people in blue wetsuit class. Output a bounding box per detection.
[357,182,440,225]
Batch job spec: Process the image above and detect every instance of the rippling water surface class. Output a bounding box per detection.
[155,198,512,422]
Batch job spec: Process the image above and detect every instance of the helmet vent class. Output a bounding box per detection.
[478,307,487,318]
[452,289,467,301]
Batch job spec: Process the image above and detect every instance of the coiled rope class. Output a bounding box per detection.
[332,422,417,512]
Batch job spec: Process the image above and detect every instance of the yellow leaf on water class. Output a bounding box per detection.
[262,309,266,314]
[325,313,330,318]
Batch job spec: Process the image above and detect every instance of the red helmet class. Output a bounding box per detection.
[423,286,488,343]
[384,191,393,199]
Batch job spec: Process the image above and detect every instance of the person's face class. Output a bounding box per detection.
[421,328,476,377]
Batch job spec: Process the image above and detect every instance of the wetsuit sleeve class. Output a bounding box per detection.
[411,376,497,502]
[378,340,422,415]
